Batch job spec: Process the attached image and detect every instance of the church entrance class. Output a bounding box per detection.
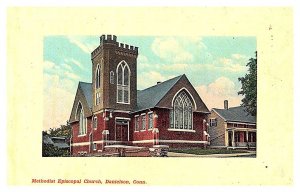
[115,118,129,144]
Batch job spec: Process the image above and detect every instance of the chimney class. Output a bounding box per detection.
[157,81,161,85]
[224,100,228,110]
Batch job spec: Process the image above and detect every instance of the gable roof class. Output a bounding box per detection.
[213,106,256,124]
[79,82,92,109]
[135,75,183,112]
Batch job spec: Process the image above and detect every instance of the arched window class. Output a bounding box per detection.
[76,102,87,135]
[116,61,130,104]
[95,64,100,89]
[170,90,193,130]
[110,71,114,84]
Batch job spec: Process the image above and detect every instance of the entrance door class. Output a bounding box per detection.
[115,119,129,144]
[228,131,232,147]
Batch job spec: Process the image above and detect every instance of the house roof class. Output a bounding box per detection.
[135,75,183,112]
[43,135,54,145]
[79,82,93,109]
[53,142,70,149]
[73,75,208,114]
[43,135,70,149]
[213,106,256,124]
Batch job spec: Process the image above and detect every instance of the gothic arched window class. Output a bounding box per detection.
[76,102,87,135]
[95,64,100,89]
[170,90,193,130]
[116,61,130,104]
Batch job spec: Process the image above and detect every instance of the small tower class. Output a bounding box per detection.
[91,35,138,112]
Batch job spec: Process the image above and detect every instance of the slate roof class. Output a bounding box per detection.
[135,75,183,112]
[213,106,256,124]
[43,136,70,149]
[53,142,70,149]
[43,135,54,145]
[79,82,93,109]
[75,75,207,113]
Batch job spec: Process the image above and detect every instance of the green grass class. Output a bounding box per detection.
[169,148,249,155]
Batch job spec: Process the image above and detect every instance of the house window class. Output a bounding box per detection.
[93,143,97,150]
[170,90,193,130]
[134,116,139,131]
[141,115,146,131]
[209,118,217,127]
[148,113,153,130]
[116,61,130,104]
[93,116,97,129]
[110,71,114,84]
[76,102,87,136]
[95,64,100,89]
[96,92,100,105]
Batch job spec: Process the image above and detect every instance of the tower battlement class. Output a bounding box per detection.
[91,34,138,58]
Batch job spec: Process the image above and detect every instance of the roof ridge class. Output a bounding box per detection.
[139,74,183,91]
[213,106,243,110]
[79,81,92,84]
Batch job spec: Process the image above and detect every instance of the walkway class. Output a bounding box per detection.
[168,151,256,157]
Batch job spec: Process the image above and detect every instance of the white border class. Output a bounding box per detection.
[1,2,299,192]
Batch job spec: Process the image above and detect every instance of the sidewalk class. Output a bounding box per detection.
[168,151,256,157]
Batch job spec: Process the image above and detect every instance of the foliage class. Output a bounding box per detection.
[238,52,257,116]
[48,124,72,138]
[42,142,69,157]
[42,124,72,157]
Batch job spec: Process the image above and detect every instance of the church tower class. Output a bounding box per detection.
[91,35,138,113]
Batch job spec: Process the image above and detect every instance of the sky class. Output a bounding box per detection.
[43,35,256,130]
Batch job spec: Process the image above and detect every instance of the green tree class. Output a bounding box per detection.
[48,124,72,138]
[238,52,257,116]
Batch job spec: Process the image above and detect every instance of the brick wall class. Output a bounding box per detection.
[91,35,138,113]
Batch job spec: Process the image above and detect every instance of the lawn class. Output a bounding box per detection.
[169,148,249,155]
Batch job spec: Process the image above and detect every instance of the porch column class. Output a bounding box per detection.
[102,130,109,150]
[232,130,235,147]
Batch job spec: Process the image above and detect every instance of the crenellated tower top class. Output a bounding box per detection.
[91,34,138,59]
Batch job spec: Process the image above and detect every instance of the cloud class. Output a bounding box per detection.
[62,63,73,71]
[161,63,188,71]
[68,37,97,54]
[231,53,247,60]
[137,71,174,90]
[151,37,195,63]
[43,60,55,70]
[195,77,242,110]
[64,71,80,80]
[43,74,77,130]
[64,58,85,70]
[138,54,149,64]
[43,60,63,76]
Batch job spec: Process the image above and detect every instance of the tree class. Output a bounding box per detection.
[238,52,257,116]
[42,124,72,157]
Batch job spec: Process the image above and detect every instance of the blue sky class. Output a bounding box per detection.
[43,35,256,129]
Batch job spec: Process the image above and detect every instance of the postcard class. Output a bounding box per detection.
[6,7,293,186]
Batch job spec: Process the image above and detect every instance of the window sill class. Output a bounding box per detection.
[140,130,146,132]
[117,102,130,105]
[78,134,87,137]
[167,129,196,133]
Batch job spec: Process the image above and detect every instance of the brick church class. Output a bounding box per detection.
[69,35,210,155]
